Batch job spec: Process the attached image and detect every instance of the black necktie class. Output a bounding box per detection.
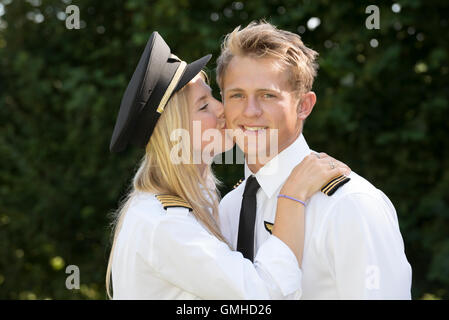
[236,175,260,262]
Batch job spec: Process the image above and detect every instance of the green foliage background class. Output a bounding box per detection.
[0,0,448,299]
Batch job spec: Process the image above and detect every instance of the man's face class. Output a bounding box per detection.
[222,56,302,160]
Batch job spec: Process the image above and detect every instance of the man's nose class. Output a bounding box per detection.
[242,96,262,118]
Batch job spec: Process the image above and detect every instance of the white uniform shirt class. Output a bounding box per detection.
[219,134,412,299]
[111,191,303,299]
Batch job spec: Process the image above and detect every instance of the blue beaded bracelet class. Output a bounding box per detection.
[277,194,306,206]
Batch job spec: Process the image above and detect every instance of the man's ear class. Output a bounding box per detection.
[297,91,316,121]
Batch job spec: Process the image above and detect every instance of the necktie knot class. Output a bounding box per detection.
[243,175,260,198]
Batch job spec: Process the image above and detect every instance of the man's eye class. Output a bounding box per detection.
[230,93,243,99]
[263,93,276,99]
[199,104,208,111]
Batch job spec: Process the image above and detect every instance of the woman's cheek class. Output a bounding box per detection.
[200,115,218,132]
[200,116,219,149]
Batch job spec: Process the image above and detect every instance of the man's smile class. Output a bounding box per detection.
[238,125,269,135]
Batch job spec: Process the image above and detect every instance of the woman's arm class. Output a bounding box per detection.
[272,198,306,267]
[145,153,350,299]
[273,153,350,266]
[148,212,301,299]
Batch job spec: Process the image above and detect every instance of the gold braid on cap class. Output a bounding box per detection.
[156,54,187,114]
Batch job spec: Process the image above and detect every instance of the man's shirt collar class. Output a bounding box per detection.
[244,134,311,198]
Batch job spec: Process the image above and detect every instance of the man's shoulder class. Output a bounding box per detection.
[331,171,379,197]
[309,171,386,210]
[307,171,400,236]
[219,179,246,209]
[218,179,246,238]
[222,178,246,200]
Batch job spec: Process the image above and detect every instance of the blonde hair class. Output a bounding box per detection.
[105,72,228,299]
[216,21,319,94]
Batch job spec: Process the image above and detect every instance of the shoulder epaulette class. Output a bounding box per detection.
[320,175,350,196]
[155,194,193,211]
[233,178,244,189]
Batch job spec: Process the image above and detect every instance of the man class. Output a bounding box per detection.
[217,22,412,299]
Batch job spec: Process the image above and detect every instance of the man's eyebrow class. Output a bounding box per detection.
[225,88,244,93]
[256,88,281,93]
[225,88,281,93]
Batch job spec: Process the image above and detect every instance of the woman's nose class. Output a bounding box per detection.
[214,99,226,127]
[214,98,225,119]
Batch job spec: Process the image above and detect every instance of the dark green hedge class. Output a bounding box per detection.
[0,0,448,299]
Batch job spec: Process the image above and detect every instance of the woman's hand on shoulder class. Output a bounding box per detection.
[280,152,351,202]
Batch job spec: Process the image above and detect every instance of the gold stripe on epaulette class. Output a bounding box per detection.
[264,221,274,234]
[322,175,346,193]
[233,178,244,189]
[155,194,193,211]
[320,175,351,196]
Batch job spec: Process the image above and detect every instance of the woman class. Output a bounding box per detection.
[106,32,350,299]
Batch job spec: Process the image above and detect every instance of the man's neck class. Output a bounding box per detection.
[247,130,302,174]
[246,161,265,175]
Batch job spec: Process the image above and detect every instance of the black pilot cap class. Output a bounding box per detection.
[109,31,212,153]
